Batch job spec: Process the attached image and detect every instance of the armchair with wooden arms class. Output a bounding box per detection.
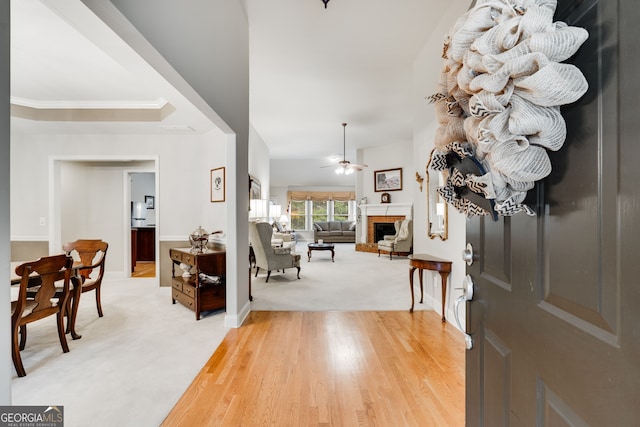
[11,254,73,377]
[63,239,109,318]
[250,221,301,283]
[377,219,413,260]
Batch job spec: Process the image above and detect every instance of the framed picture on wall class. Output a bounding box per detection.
[374,168,403,192]
[249,175,261,200]
[145,195,155,209]
[211,167,225,202]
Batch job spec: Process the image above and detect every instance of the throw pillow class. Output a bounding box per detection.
[329,221,342,231]
[347,221,356,231]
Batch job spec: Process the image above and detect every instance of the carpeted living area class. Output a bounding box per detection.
[11,243,433,426]
[251,242,425,311]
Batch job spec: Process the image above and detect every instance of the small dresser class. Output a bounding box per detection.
[169,247,226,320]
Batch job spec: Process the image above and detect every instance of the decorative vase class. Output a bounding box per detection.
[179,262,192,278]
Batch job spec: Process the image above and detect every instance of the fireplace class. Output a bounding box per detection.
[365,215,404,245]
[355,203,412,253]
[374,222,396,242]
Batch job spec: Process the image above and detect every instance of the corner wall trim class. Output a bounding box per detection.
[224,301,251,328]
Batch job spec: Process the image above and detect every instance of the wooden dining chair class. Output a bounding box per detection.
[63,239,109,318]
[11,254,74,377]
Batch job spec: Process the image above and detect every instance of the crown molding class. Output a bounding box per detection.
[10,97,175,122]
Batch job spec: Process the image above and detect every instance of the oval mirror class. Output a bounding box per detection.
[426,148,448,241]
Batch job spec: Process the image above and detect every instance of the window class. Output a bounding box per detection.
[333,201,349,222]
[289,200,306,230]
[286,192,356,230]
[311,201,327,224]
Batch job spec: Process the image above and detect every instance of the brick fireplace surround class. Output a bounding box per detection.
[355,203,413,253]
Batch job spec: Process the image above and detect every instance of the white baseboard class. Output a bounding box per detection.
[424,293,463,334]
[224,299,251,328]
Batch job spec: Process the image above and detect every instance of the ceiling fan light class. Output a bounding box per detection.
[321,122,367,175]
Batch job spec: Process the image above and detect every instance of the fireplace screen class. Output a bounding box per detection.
[374,222,396,242]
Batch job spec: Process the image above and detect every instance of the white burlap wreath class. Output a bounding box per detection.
[428,0,588,217]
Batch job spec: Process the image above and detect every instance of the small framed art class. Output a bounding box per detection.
[211,167,225,202]
[249,175,261,200]
[374,168,403,192]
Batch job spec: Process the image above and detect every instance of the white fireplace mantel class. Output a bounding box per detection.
[358,203,413,243]
[359,203,413,218]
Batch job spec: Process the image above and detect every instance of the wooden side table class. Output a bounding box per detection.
[408,254,452,322]
[170,247,226,320]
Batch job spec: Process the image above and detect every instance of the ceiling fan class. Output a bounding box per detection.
[323,123,368,175]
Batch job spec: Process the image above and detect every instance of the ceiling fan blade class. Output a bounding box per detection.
[319,123,367,172]
[348,163,368,171]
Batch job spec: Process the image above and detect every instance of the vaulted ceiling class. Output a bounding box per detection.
[11,0,451,177]
[244,0,444,161]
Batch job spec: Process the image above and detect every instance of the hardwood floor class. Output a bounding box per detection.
[132,261,155,278]
[162,310,465,426]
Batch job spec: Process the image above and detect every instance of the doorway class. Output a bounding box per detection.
[50,157,159,279]
[130,172,156,278]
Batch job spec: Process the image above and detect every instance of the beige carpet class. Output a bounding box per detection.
[250,243,426,311]
[11,243,431,427]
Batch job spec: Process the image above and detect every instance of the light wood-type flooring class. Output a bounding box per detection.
[131,261,155,278]
[162,310,465,426]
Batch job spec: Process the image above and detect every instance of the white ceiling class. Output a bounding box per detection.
[10,0,219,136]
[244,0,442,161]
[11,0,448,166]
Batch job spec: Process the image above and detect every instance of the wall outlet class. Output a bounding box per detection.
[39,217,46,226]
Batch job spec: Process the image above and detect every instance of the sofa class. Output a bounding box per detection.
[313,221,356,243]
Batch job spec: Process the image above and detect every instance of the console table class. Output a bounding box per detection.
[170,247,226,320]
[408,254,452,322]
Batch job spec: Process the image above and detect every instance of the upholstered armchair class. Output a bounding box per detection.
[272,221,299,242]
[250,221,301,282]
[272,232,296,249]
[377,219,413,260]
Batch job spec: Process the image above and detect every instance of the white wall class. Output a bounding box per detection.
[412,3,470,326]
[270,157,360,188]
[248,124,271,200]
[10,132,227,275]
[58,161,154,272]
[361,140,414,204]
[270,186,288,210]
[60,164,127,269]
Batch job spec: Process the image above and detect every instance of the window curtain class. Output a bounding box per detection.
[286,191,356,211]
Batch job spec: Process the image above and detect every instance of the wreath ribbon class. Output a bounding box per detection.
[429,0,588,218]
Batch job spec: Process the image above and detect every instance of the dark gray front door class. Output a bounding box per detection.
[465,0,640,424]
